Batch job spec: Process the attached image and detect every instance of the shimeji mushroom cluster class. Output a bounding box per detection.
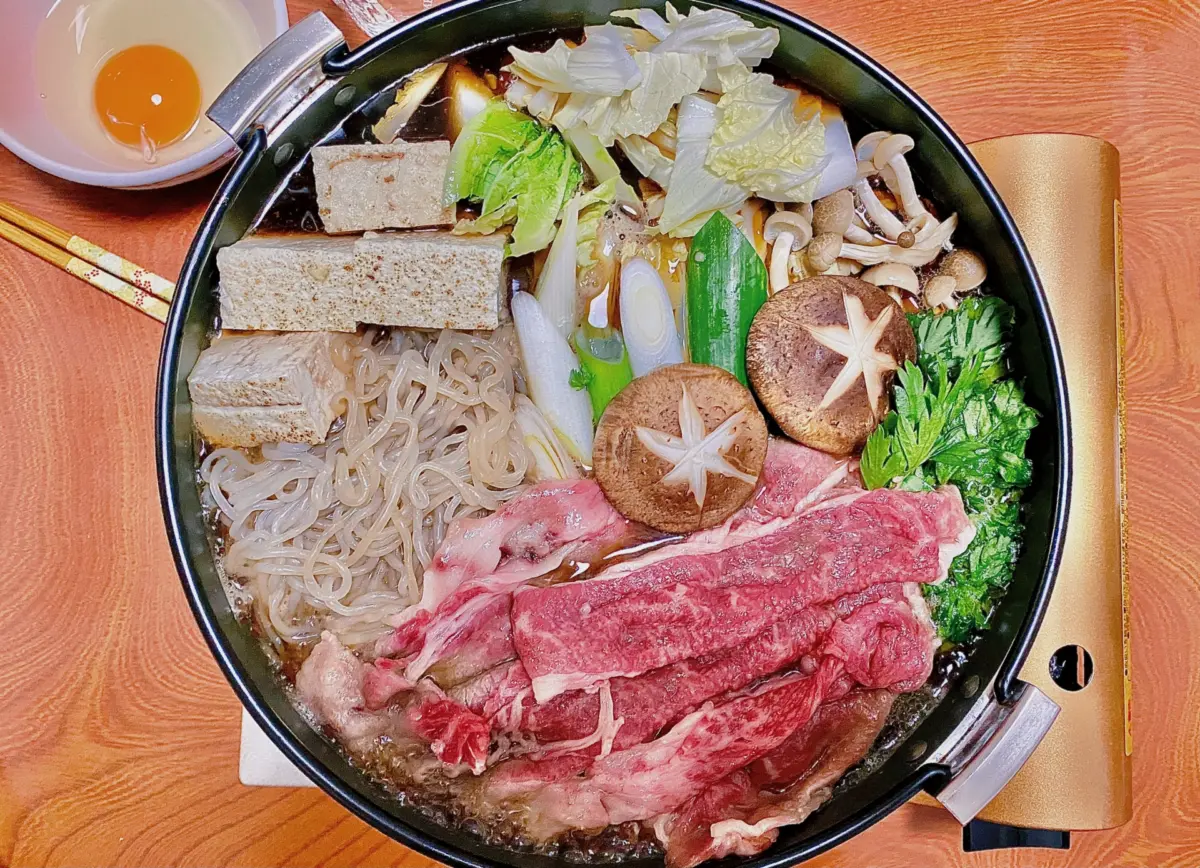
[762,132,988,310]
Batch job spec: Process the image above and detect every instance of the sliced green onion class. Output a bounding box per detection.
[619,257,685,377]
[446,63,496,142]
[536,192,583,338]
[372,63,448,144]
[511,291,594,463]
[573,325,634,423]
[538,179,621,338]
[515,395,580,481]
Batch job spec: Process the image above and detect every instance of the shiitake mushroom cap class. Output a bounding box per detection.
[593,364,768,533]
[746,275,916,455]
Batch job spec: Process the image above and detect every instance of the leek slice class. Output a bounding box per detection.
[685,211,768,386]
[619,257,685,377]
[511,292,594,462]
[572,325,634,423]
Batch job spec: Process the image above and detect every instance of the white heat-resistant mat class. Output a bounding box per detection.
[239,709,316,787]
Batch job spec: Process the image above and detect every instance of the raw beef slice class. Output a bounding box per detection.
[513,487,972,702]
[656,689,897,868]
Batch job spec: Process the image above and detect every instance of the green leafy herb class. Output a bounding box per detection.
[926,489,1024,643]
[933,381,1037,490]
[859,356,983,490]
[864,297,1038,641]
[908,295,1012,383]
[568,367,594,391]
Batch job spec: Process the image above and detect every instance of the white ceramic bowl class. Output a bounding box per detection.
[0,0,289,189]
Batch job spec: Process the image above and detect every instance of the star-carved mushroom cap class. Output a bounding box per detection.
[593,364,768,534]
[746,275,917,456]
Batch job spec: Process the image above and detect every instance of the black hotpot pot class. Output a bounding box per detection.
[157,2,1071,865]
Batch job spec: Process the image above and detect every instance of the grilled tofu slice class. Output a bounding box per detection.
[312,141,455,234]
[188,331,346,447]
[217,236,359,333]
[355,230,507,330]
[216,230,506,332]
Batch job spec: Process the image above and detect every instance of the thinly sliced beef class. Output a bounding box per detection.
[449,660,531,716]
[540,440,861,600]
[454,581,919,763]
[517,662,843,838]
[406,683,492,775]
[656,690,896,868]
[428,595,517,683]
[495,579,935,841]
[514,487,972,702]
[374,607,432,660]
[361,657,412,710]
[738,439,857,523]
[656,772,762,866]
[417,478,631,612]
[299,633,492,773]
[369,480,630,700]
[824,584,937,692]
[364,594,516,709]
[498,605,837,753]
[475,754,595,805]
[379,587,516,687]
[301,440,961,859]
[296,632,404,751]
[749,690,895,784]
[372,441,862,705]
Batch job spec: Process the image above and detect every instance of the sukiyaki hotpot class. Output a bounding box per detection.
[157,3,1070,866]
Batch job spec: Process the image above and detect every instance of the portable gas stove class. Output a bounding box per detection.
[938,133,1133,849]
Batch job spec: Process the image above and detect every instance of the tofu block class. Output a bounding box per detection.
[216,228,507,333]
[312,141,455,234]
[355,231,507,330]
[188,332,346,448]
[218,236,359,333]
[192,405,337,450]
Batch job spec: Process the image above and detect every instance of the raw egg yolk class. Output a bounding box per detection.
[94,45,201,150]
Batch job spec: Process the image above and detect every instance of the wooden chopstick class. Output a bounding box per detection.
[0,217,170,324]
[0,202,176,303]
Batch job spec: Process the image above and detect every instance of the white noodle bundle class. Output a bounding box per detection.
[200,328,529,647]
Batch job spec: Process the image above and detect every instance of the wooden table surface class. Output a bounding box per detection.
[1,0,1196,865]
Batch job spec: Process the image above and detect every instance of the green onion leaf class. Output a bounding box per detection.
[685,210,768,386]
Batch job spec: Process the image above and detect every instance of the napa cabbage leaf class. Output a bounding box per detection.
[445,100,582,256]
[705,64,830,202]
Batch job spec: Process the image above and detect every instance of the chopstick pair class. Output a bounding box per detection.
[0,202,175,324]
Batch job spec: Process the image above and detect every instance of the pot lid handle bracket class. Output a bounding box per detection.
[927,680,1060,824]
[208,12,346,148]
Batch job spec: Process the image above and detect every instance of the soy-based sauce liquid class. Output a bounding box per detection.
[234,34,971,863]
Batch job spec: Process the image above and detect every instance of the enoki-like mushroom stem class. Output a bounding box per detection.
[769,231,795,293]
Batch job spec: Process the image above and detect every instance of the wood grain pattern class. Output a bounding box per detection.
[0,0,1192,865]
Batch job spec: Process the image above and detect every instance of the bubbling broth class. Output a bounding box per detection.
[193,10,1030,866]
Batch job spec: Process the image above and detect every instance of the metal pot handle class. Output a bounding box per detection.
[208,12,346,146]
[931,681,1060,824]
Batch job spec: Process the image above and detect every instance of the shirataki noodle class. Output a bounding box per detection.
[199,327,529,647]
